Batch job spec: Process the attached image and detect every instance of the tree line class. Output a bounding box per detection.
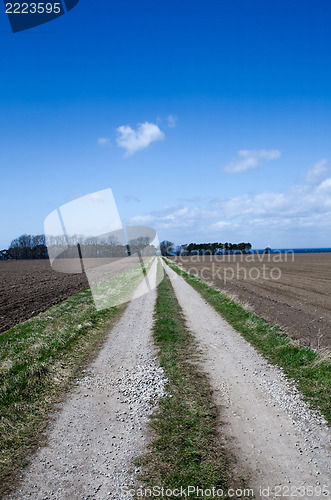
[0,234,157,260]
[1,234,253,260]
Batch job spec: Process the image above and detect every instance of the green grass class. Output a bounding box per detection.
[136,266,231,498]
[0,287,126,497]
[91,257,154,309]
[165,259,331,425]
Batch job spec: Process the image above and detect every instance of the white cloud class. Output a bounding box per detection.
[223,149,281,173]
[211,180,331,219]
[129,206,218,231]
[305,159,329,184]
[167,115,178,128]
[116,122,165,156]
[84,191,109,203]
[98,137,111,147]
[317,177,331,192]
[212,221,231,229]
[127,172,331,247]
[129,214,155,224]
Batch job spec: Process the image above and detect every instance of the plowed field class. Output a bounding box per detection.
[170,253,331,348]
[0,260,89,333]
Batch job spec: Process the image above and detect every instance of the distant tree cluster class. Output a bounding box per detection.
[0,234,48,260]
[160,241,252,256]
[0,234,158,260]
[185,241,252,254]
[160,240,175,256]
[47,234,157,259]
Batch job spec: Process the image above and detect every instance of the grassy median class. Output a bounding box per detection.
[165,259,331,425]
[136,267,232,498]
[0,288,126,497]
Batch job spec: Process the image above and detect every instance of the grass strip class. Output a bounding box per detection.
[0,287,126,497]
[136,265,231,498]
[165,259,331,425]
[91,257,154,309]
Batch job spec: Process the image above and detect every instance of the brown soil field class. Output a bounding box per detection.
[0,257,152,334]
[170,253,331,349]
[0,260,89,333]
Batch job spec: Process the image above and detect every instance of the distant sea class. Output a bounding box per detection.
[253,248,331,254]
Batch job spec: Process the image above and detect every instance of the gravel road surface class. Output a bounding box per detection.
[7,259,166,500]
[164,262,330,499]
[6,258,330,499]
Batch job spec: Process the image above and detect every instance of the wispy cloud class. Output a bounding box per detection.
[167,114,178,128]
[317,177,331,191]
[212,220,231,229]
[305,159,329,184]
[84,191,107,203]
[127,168,331,246]
[179,195,211,203]
[223,149,281,174]
[98,137,111,147]
[123,194,141,203]
[116,122,165,156]
[129,206,218,231]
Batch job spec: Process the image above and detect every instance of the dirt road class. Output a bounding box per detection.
[164,263,330,498]
[7,259,166,500]
[6,259,330,499]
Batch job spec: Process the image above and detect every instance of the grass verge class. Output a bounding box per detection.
[0,287,126,497]
[91,257,154,309]
[136,265,231,498]
[165,259,331,425]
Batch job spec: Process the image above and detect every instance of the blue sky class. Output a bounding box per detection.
[1,0,331,249]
